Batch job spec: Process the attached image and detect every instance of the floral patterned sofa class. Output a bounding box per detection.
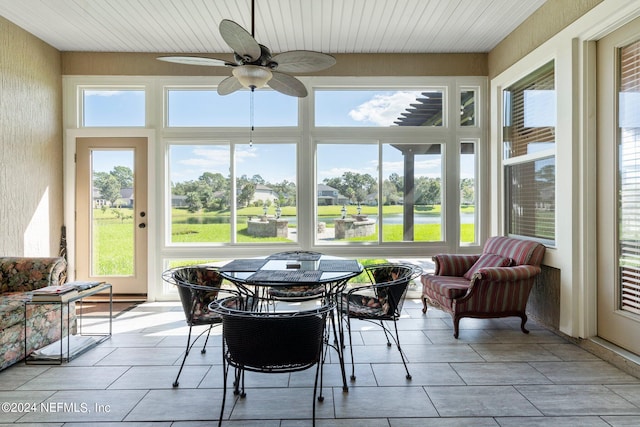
[0,257,75,370]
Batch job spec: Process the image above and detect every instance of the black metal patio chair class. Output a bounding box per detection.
[161,265,242,387]
[264,250,327,301]
[342,263,422,380]
[210,297,334,427]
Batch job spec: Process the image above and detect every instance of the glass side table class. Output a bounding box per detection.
[25,282,112,364]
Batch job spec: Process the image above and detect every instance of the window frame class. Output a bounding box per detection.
[501,61,557,246]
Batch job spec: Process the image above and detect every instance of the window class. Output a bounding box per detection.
[315,89,445,127]
[316,143,379,243]
[168,142,298,245]
[315,141,446,244]
[382,143,443,242]
[82,88,145,127]
[460,141,477,244]
[460,88,477,126]
[166,88,298,127]
[235,143,297,243]
[503,62,555,243]
[168,143,232,244]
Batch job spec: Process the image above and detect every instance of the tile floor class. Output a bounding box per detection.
[2,297,640,426]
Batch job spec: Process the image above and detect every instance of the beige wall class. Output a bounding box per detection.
[61,52,488,77]
[488,0,602,78]
[0,16,63,257]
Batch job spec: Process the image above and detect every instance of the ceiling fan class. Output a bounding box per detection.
[157,0,336,97]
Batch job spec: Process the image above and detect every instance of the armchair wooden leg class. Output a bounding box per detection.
[520,314,530,334]
[453,316,460,339]
[421,297,428,314]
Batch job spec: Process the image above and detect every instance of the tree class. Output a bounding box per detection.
[323,172,377,204]
[238,182,256,207]
[270,180,297,206]
[382,179,400,205]
[415,177,441,206]
[94,174,121,206]
[460,178,475,205]
[185,192,202,213]
[251,174,265,185]
[111,166,133,189]
[388,172,404,193]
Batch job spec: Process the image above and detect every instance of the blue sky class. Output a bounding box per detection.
[85,88,471,184]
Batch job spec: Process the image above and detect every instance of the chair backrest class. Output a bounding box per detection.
[211,299,333,372]
[161,266,224,324]
[366,263,421,316]
[482,236,546,267]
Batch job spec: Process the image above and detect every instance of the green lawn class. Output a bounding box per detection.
[92,205,476,274]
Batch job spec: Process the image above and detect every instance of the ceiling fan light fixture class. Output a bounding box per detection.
[232,65,272,90]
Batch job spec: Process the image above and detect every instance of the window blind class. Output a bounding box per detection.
[618,40,640,315]
[503,62,555,158]
[503,62,556,242]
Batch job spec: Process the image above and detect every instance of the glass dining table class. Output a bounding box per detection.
[217,252,364,392]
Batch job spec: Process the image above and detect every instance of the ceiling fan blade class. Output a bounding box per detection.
[217,75,245,96]
[157,56,231,67]
[268,71,308,97]
[219,19,261,62]
[271,51,336,73]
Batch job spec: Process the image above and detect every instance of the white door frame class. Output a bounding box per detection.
[64,128,157,301]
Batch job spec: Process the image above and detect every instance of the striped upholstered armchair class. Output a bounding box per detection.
[421,236,545,338]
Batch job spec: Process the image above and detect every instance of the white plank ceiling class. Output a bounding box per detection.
[0,0,546,54]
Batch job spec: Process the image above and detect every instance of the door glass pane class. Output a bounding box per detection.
[316,143,379,243]
[234,144,297,243]
[618,40,640,315]
[461,141,477,244]
[91,150,135,276]
[169,144,231,244]
[382,143,443,242]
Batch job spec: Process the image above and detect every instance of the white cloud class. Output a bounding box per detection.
[348,91,422,126]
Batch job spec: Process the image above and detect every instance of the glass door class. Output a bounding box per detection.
[76,137,148,295]
[597,18,640,355]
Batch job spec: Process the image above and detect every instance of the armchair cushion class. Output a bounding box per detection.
[463,254,512,280]
[433,254,479,276]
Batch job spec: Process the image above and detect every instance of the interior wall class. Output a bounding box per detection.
[0,16,63,257]
[488,0,602,79]
[61,52,488,77]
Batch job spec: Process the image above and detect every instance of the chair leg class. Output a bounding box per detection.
[422,297,428,314]
[346,316,356,381]
[312,359,322,427]
[453,315,460,339]
[391,319,412,380]
[218,359,228,427]
[173,323,215,387]
[380,320,392,347]
[330,307,349,392]
[520,313,530,334]
[173,324,194,387]
[200,324,213,354]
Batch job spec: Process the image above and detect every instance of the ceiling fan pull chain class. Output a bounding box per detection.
[249,89,255,147]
